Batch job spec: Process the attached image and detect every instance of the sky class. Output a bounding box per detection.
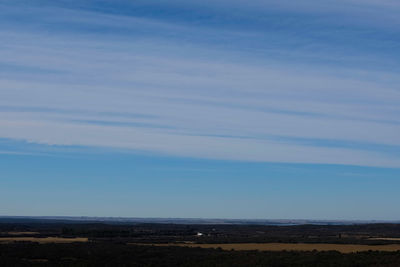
[0,0,399,220]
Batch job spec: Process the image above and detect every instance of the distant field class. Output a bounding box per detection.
[0,237,88,243]
[142,243,400,253]
[3,231,40,235]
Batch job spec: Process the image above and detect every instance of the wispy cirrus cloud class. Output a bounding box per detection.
[0,0,399,167]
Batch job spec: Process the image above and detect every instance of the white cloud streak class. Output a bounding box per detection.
[0,1,399,167]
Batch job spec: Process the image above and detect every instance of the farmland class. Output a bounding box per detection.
[2,218,400,266]
[0,237,88,244]
[142,242,400,253]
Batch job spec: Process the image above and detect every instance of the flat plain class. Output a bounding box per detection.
[3,219,400,266]
[145,242,400,253]
[0,237,88,243]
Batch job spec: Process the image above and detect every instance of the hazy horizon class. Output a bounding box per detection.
[2,215,400,224]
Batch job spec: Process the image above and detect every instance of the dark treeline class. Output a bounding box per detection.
[2,221,400,245]
[2,242,400,267]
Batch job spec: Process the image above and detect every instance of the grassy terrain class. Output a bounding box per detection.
[144,242,400,253]
[0,237,88,243]
[2,219,400,266]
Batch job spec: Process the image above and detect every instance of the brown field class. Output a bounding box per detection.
[0,237,88,244]
[4,231,40,235]
[137,243,400,253]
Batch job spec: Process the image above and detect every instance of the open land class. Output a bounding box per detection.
[0,237,88,243]
[2,218,400,266]
[141,242,400,253]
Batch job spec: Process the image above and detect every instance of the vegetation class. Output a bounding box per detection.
[2,219,400,266]
[2,242,400,266]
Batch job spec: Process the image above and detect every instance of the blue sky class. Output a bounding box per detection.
[1,0,400,219]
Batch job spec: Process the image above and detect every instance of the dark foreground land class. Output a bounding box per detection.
[3,242,400,266]
[2,218,400,266]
